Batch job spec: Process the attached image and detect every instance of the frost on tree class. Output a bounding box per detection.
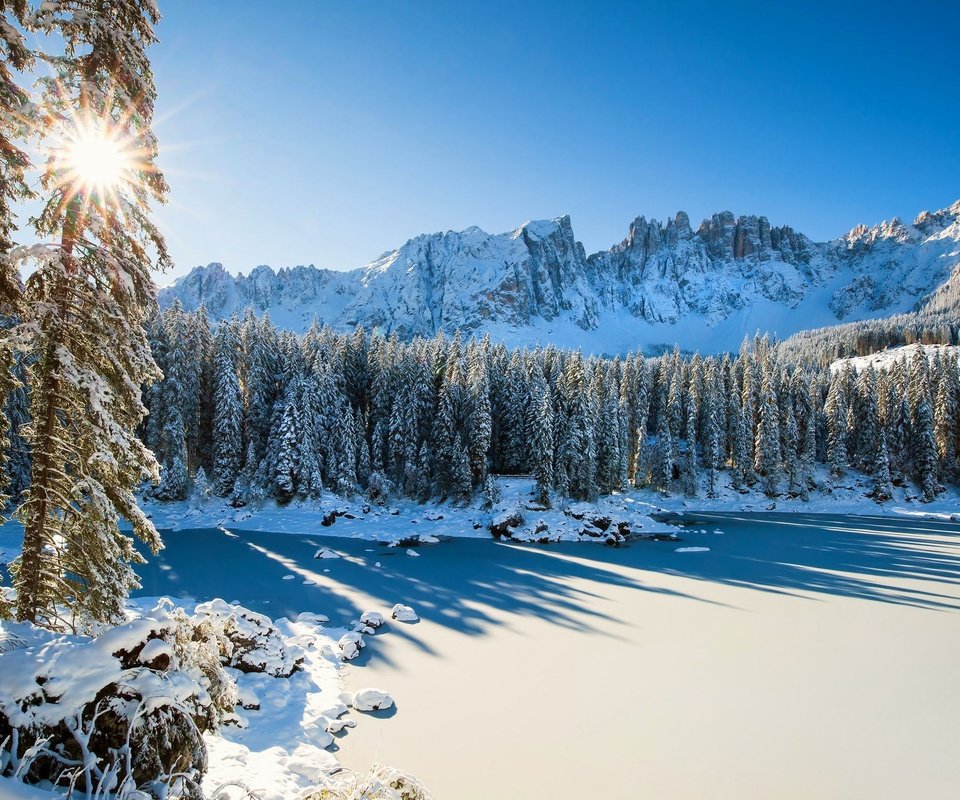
[10,0,170,628]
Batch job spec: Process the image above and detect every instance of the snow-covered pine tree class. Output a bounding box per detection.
[852,366,880,474]
[0,0,29,611]
[2,361,30,501]
[679,385,699,496]
[501,350,530,473]
[354,409,372,488]
[241,311,279,472]
[13,0,170,627]
[702,362,722,498]
[155,406,189,501]
[824,370,849,479]
[142,313,169,455]
[414,441,432,502]
[190,465,210,509]
[191,305,215,472]
[557,353,596,500]
[466,345,492,487]
[0,0,32,257]
[933,356,958,481]
[650,412,674,494]
[449,432,472,505]
[909,349,939,501]
[273,379,302,504]
[754,361,781,496]
[211,320,243,496]
[529,385,554,507]
[793,370,816,499]
[871,428,894,502]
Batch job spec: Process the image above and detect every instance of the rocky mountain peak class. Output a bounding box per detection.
[160,199,960,355]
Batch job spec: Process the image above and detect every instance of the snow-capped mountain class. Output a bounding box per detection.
[159,200,960,354]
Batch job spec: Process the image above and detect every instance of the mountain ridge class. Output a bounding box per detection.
[159,200,960,354]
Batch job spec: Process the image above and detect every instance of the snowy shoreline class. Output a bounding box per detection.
[130,474,960,545]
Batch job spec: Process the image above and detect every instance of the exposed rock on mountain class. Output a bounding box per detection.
[160,200,960,354]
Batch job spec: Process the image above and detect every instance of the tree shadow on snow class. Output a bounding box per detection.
[134,511,960,669]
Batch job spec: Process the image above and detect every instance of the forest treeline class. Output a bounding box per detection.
[10,303,950,509]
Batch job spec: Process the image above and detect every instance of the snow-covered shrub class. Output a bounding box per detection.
[193,600,302,678]
[480,474,502,510]
[365,471,394,505]
[302,762,433,800]
[189,468,211,511]
[0,602,237,798]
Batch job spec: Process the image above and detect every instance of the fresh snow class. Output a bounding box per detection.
[0,592,426,800]
[159,200,960,355]
[831,343,960,373]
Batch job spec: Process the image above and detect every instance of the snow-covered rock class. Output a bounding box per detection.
[159,199,960,354]
[337,631,366,661]
[360,611,386,629]
[391,604,418,622]
[351,688,395,712]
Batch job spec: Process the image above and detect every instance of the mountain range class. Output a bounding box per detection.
[158,199,960,354]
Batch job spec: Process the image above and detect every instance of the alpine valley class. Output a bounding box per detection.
[160,199,960,353]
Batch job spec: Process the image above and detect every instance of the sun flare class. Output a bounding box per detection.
[54,121,136,197]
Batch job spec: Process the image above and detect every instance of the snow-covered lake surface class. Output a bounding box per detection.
[133,512,960,800]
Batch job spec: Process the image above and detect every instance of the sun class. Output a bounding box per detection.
[53,119,136,197]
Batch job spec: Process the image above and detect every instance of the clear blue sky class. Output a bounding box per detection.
[150,0,960,280]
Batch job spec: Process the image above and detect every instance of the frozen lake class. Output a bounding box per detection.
[135,513,960,800]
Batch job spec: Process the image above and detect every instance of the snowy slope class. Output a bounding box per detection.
[830,343,960,373]
[159,200,960,354]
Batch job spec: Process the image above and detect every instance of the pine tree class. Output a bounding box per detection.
[909,350,939,501]
[557,353,595,500]
[871,428,894,502]
[0,0,33,257]
[679,386,699,496]
[449,433,472,505]
[211,321,243,496]
[13,0,170,627]
[933,359,958,481]
[529,386,554,507]
[155,406,189,501]
[190,466,210,509]
[501,351,530,473]
[702,366,722,499]
[467,347,492,487]
[754,364,781,496]
[273,381,301,504]
[825,372,849,479]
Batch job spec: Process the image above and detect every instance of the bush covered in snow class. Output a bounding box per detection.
[193,600,302,678]
[302,763,432,800]
[0,601,237,798]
